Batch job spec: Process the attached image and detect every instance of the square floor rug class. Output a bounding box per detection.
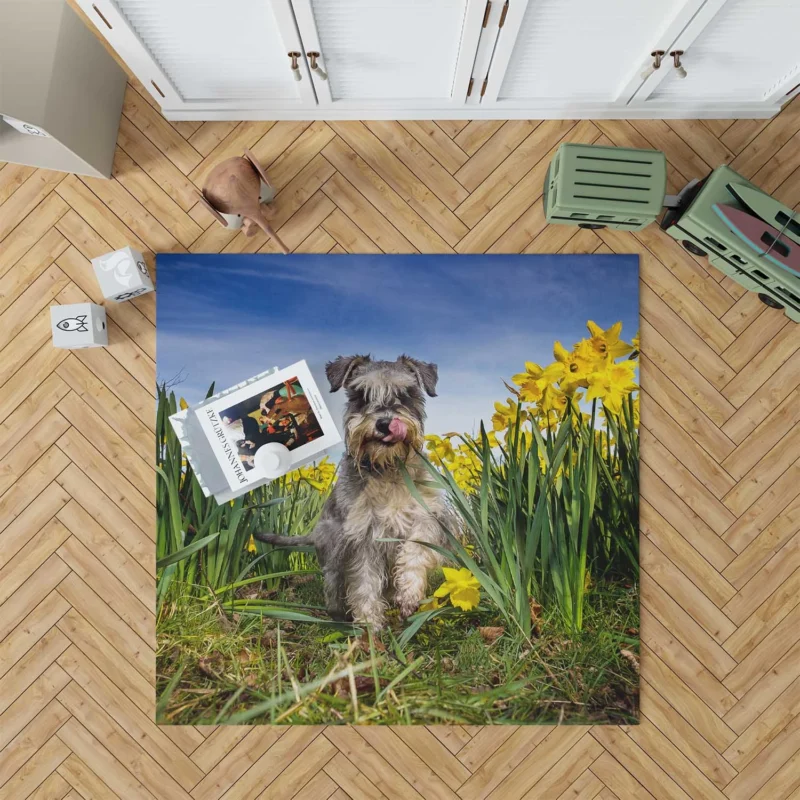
[155,253,640,725]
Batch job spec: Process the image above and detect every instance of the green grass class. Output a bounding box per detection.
[156,573,639,726]
[156,382,640,725]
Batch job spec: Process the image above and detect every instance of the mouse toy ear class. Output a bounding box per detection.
[325,355,371,392]
[398,355,438,397]
[243,148,273,190]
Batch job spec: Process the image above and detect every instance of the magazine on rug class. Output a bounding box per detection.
[192,360,340,492]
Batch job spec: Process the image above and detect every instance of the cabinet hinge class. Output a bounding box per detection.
[482,0,492,27]
[467,77,474,97]
[480,77,488,97]
[499,0,509,27]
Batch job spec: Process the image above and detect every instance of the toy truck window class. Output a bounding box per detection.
[777,287,800,305]
[760,233,791,259]
[776,212,800,239]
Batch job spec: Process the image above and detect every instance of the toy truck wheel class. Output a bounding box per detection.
[578,223,606,230]
[682,240,707,257]
[758,293,784,310]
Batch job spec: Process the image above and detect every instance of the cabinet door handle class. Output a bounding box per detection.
[670,50,687,79]
[288,52,302,81]
[307,52,328,81]
[640,50,665,80]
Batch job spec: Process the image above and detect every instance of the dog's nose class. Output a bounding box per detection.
[375,417,392,435]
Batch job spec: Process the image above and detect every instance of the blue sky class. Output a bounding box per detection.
[156,254,638,448]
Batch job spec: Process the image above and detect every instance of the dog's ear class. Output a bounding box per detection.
[325,355,371,392]
[398,355,438,397]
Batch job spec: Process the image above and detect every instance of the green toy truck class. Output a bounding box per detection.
[544,143,800,322]
[543,143,667,231]
[660,165,800,322]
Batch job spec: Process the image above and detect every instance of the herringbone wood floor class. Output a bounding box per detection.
[2,59,800,798]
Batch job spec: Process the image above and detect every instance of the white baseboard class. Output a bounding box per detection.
[163,102,781,122]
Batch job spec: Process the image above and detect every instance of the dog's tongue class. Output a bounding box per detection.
[382,418,408,443]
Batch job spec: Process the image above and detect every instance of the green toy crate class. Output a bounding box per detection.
[660,164,800,322]
[544,143,667,231]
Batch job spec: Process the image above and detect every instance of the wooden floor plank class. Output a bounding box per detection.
[400,120,469,175]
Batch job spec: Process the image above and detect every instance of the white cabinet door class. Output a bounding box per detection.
[631,0,800,108]
[75,0,316,112]
[479,0,705,110]
[290,0,486,109]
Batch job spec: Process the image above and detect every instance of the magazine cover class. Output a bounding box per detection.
[193,360,340,491]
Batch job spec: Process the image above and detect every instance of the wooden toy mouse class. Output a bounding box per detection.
[197,149,290,254]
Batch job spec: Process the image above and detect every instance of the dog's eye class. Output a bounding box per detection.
[347,387,368,404]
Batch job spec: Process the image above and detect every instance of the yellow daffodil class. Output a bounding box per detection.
[246,534,257,553]
[539,384,568,416]
[553,341,594,390]
[479,430,499,449]
[585,320,633,361]
[513,361,565,404]
[179,397,189,411]
[418,596,442,612]
[511,361,544,386]
[585,360,638,413]
[287,457,337,493]
[425,434,455,464]
[492,399,527,431]
[631,331,640,353]
[574,337,606,369]
[434,567,481,611]
[448,444,482,493]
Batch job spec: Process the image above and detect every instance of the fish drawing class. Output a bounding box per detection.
[56,315,89,333]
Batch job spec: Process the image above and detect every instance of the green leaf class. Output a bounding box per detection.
[156,531,221,569]
[397,607,449,648]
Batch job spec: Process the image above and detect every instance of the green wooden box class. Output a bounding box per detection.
[544,143,667,231]
[660,164,800,322]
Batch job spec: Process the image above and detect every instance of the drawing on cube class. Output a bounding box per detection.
[91,245,154,302]
[50,302,108,349]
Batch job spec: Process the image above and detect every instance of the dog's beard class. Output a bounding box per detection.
[346,413,423,470]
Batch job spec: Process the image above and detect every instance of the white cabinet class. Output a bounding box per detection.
[478,0,702,107]
[290,0,486,108]
[630,0,800,108]
[76,0,800,120]
[82,0,316,112]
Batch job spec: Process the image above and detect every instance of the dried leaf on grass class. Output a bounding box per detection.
[478,626,505,645]
[357,631,386,652]
[620,649,639,674]
[330,675,384,698]
[197,653,225,678]
[530,598,543,635]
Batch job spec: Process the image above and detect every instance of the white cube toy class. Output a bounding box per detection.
[51,303,108,349]
[91,246,154,302]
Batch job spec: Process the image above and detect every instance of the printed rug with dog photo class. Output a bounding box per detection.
[155,253,640,725]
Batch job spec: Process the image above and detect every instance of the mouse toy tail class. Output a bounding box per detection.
[253,213,290,255]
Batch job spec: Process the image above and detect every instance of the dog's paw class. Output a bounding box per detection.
[398,601,419,620]
[354,613,385,631]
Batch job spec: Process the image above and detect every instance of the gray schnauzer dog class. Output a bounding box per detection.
[256,354,450,629]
